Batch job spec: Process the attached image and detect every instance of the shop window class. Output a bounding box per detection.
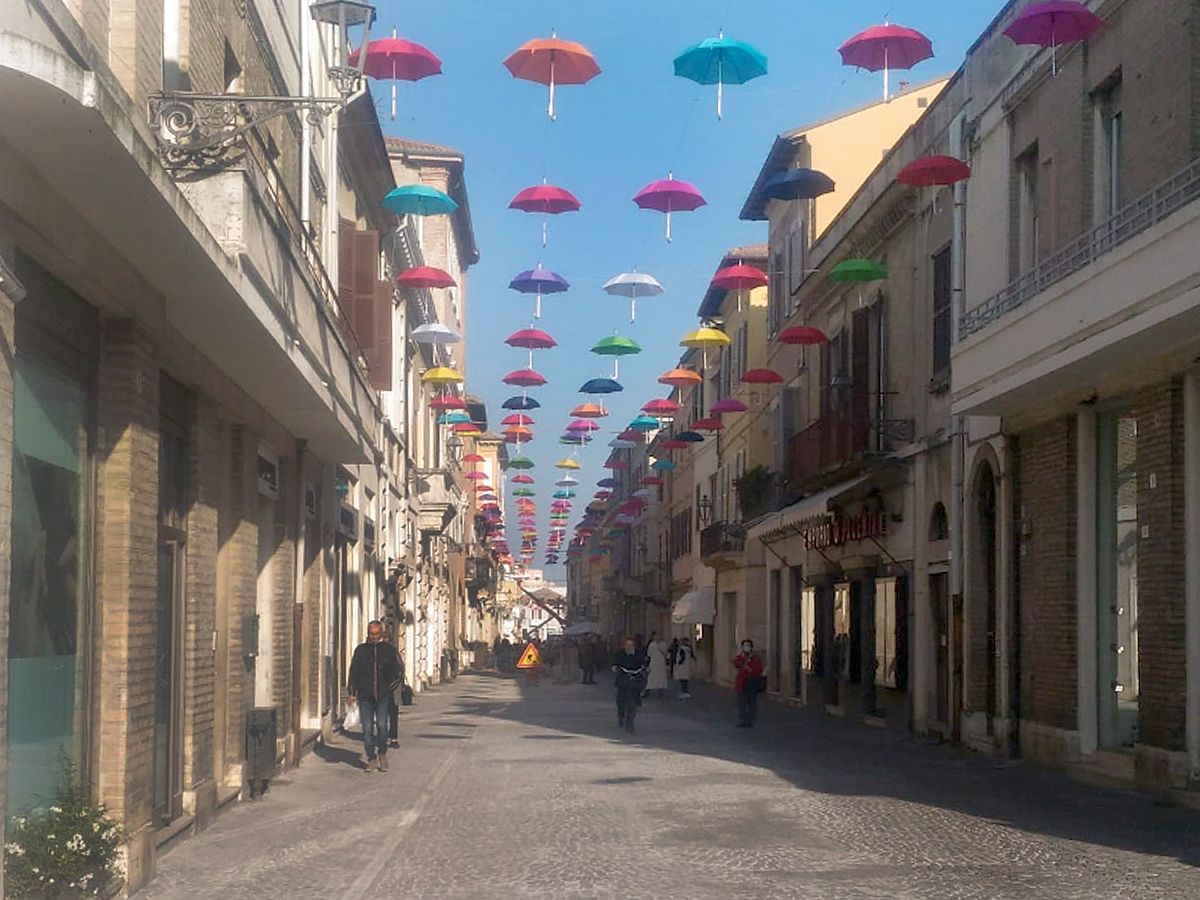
[800,586,817,673]
[875,578,899,688]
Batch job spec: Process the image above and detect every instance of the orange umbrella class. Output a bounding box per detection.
[503,32,600,120]
[658,367,703,388]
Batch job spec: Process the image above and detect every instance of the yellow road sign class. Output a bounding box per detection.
[515,642,542,669]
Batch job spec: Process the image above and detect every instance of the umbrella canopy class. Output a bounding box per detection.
[508,456,535,470]
[596,477,618,488]
[710,397,749,414]
[505,328,557,350]
[465,471,489,481]
[897,155,972,187]
[741,367,783,384]
[567,419,600,432]
[839,23,933,99]
[777,325,829,345]
[603,271,664,322]
[762,167,836,202]
[628,415,660,431]
[555,476,579,486]
[509,265,569,318]
[511,474,536,485]
[509,183,581,215]
[591,335,642,356]
[660,438,691,450]
[463,453,485,464]
[829,258,889,283]
[570,402,608,418]
[452,423,482,436]
[501,413,536,426]
[350,36,442,119]
[553,490,576,499]
[1004,1,1104,73]
[438,412,471,425]
[411,323,461,345]
[503,33,600,119]
[673,32,768,118]
[580,377,623,394]
[396,265,456,289]
[421,366,464,384]
[503,426,534,440]
[512,488,536,497]
[502,395,541,410]
[659,368,703,388]
[382,184,458,216]
[642,398,680,415]
[502,368,547,387]
[692,417,724,431]
[675,431,705,443]
[680,327,731,349]
[712,263,768,292]
[560,434,590,445]
[634,174,707,242]
[556,458,582,470]
[640,476,665,486]
[650,459,677,471]
[429,393,466,410]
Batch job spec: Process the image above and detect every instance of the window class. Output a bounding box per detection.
[932,246,952,377]
[1107,112,1122,218]
[1015,144,1041,274]
[875,578,900,688]
[929,502,950,541]
[800,586,817,673]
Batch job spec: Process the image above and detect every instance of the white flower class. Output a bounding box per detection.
[49,806,62,813]
[5,842,25,856]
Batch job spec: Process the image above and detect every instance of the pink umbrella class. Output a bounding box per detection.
[838,23,933,101]
[711,397,749,414]
[898,156,972,187]
[633,173,706,242]
[503,33,601,120]
[505,327,557,366]
[509,182,581,246]
[502,368,548,387]
[466,471,488,480]
[350,34,442,119]
[1004,1,1104,74]
[567,419,600,432]
[642,398,680,416]
[501,413,536,426]
[396,265,456,289]
[512,474,536,484]
[712,263,768,312]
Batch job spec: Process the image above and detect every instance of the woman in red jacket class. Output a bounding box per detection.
[733,639,765,727]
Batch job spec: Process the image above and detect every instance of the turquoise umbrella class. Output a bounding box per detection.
[674,32,768,119]
[650,459,677,471]
[382,184,458,216]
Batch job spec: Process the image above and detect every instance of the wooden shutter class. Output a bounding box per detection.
[368,279,394,391]
[351,229,379,351]
[337,218,356,322]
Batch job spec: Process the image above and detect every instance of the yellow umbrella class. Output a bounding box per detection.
[421,366,465,385]
[680,327,730,349]
[556,458,582,470]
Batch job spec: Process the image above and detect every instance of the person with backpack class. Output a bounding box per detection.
[674,637,696,699]
[733,639,765,727]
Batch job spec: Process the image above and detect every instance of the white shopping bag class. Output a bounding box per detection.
[342,702,361,731]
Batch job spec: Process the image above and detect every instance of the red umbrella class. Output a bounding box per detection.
[503,33,600,120]
[838,23,933,100]
[897,155,972,187]
[617,430,646,442]
[711,398,749,414]
[633,174,707,242]
[466,471,488,480]
[512,474,535,484]
[742,368,783,384]
[510,183,581,246]
[1004,1,1104,74]
[502,368,548,387]
[641,476,665,487]
[396,265,456,289]
[642,398,681,416]
[463,453,484,464]
[660,439,690,450]
[502,413,536,426]
[693,417,724,431]
[429,394,466,410]
[349,35,442,119]
[505,328,557,350]
[778,325,829,345]
[711,263,768,291]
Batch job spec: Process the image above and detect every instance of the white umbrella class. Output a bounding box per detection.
[563,621,602,636]
[603,271,664,323]
[412,323,461,344]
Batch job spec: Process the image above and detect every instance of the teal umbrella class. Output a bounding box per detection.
[829,258,889,283]
[628,415,659,431]
[437,412,471,425]
[382,184,458,216]
[650,459,677,471]
[674,32,768,119]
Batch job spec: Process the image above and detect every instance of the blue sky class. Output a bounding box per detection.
[372,1,1002,578]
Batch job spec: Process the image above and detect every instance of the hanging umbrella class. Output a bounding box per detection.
[711,398,749,414]
[659,368,703,388]
[502,413,536,426]
[762,167,836,202]
[503,426,534,441]
[604,460,629,470]
[503,32,601,120]
[421,366,464,384]
[452,424,482,436]
[675,431,705,442]
[838,23,934,101]
[628,415,660,431]
[560,434,590,445]
[680,327,730,363]
[673,31,767,119]
[463,453,485,464]
[505,327,557,350]
[570,402,608,418]
[897,155,972,187]
[642,398,680,416]
[509,265,569,319]
[712,263,769,312]
[438,412,471,425]
[567,419,600,432]
[603,271,664,323]
[692,417,724,431]
[429,393,466,410]
[660,438,691,450]
[1004,1,1104,75]
[502,368,547,388]
[591,334,642,377]
[556,458,582,470]
[778,325,828,345]
[580,377,623,395]
[829,258,889,283]
[350,34,442,119]
[741,368,783,384]
[503,395,541,410]
[633,174,707,242]
[509,182,582,247]
[608,439,637,449]
[641,476,665,487]
[553,490,576,499]
[509,456,536,469]
[465,471,489,481]
[411,323,461,345]
[616,429,645,442]
[650,459,677,471]
[382,184,458,216]
[511,473,535,484]
[396,265,456,289]
[555,476,579,486]
[513,488,536,497]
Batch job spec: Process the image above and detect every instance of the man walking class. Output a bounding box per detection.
[733,639,765,728]
[348,620,404,771]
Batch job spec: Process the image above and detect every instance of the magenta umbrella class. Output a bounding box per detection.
[509,182,581,247]
[1004,1,1103,74]
[633,173,706,242]
[838,23,933,101]
[349,33,442,120]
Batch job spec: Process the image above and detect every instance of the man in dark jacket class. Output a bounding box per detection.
[348,620,404,771]
[612,637,646,734]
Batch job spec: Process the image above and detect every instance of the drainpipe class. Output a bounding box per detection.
[949,112,968,731]
[301,15,311,227]
[291,439,308,762]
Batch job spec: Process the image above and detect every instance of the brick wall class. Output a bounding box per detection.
[270,456,296,726]
[1134,379,1187,751]
[95,318,160,881]
[66,0,110,60]
[1015,417,1078,732]
[108,0,163,109]
[221,425,257,776]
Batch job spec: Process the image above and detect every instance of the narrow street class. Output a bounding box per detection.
[141,675,1200,900]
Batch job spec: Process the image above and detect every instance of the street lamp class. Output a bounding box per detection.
[697,494,713,526]
[149,0,375,170]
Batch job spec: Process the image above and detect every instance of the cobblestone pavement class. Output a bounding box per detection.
[140,674,1200,899]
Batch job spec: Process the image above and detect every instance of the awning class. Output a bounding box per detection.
[672,586,715,625]
[745,474,873,544]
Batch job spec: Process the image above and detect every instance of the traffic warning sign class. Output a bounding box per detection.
[515,642,542,669]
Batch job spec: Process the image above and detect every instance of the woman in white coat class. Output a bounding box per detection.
[674,637,695,699]
[644,632,670,697]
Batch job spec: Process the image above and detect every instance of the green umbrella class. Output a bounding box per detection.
[829,258,888,283]
[513,488,536,497]
[591,334,642,377]
[509,456,535,470]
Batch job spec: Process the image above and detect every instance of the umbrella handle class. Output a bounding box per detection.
[542,217,548,248]
[392,82,397,121]
[717,57,723,120]
[665,210,672,243]
[535,292,542,319]
[548,55,556,120]
[630,295,636,324]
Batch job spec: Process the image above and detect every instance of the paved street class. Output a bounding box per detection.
[141,674,1200,900]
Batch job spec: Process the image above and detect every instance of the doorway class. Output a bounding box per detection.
[973,463,999,732]
[769,570,782,693]
[931,572,951,731]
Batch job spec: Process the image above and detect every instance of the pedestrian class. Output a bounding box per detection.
[674,637,696,699]
[644,631,670,698]
[580,637,598,684]
[347,620,405,771]
[733,639,765,727]
[667,637,680,679]
[612,637,646,733]
[633,632,645,660]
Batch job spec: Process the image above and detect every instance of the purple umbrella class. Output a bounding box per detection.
[1004,1,1103,74]
[633,172,706,242]
[509,264,569,319]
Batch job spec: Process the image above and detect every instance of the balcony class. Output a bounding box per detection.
[699,521,747,569]
[954,157,1200,417]
[414,468,462,534]
[785,416,869,488]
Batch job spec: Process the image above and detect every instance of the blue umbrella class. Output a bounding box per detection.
[382,184,458,216]
[597,477,617,488]
[675,430,705,442]
[762,168,836,202]
[503,395,541,410]
[510,264,569,319]
[580,377,623,395]
[674,32,767,119]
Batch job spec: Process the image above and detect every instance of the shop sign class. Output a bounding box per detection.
[801,509,887,551]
